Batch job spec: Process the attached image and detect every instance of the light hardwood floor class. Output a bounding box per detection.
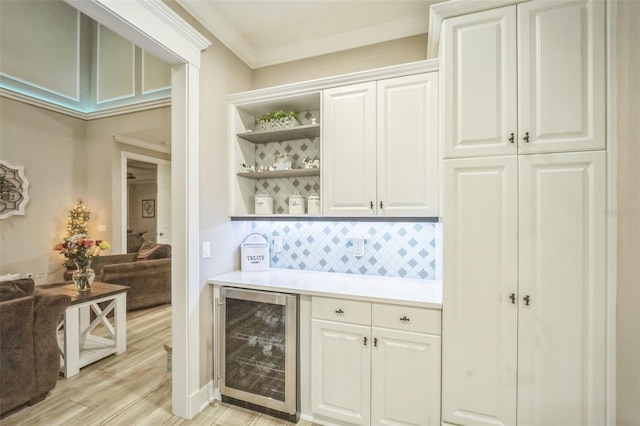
[0,304,315,426]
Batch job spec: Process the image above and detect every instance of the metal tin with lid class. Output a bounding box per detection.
[240,233,270,271]
[254,191,274,215]
[288,192,305,215]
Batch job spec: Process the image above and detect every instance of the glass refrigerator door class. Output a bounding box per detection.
[224,296,287,401]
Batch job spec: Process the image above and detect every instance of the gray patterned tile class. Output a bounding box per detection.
[250,221,441,280]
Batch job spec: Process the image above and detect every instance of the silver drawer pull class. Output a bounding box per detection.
[400,316,410,322]
[335,309,344,314]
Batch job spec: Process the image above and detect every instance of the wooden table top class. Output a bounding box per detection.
[42,282,129,305]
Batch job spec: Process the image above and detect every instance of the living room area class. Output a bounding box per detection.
[0,0,178,420]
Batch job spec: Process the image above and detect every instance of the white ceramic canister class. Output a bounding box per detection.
[288,192,305,215]
[254,190,274,215]
[307,193,321,215]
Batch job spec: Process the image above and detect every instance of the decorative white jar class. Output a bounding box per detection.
[307,193,320,215]
[254,191,273,215]
[288,192,305,215]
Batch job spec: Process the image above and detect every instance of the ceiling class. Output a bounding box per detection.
[176,0,442,69]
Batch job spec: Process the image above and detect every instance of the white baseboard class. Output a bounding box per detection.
[189,379,216,417]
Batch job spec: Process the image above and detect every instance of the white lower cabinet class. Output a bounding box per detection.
[442,151,607,426]
[311,296,442,425]
[311,319,372,425]
[371,328,441,426]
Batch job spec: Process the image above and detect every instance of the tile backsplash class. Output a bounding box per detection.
[249,221,441,280]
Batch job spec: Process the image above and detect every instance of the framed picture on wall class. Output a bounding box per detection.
[142,199,155,218]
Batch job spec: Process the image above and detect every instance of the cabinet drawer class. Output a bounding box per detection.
[372,303,441,335]
[312,297,371,325]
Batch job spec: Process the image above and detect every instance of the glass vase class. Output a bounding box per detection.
[72,261,95,292]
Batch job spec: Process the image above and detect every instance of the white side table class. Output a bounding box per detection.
[50,282,129,377]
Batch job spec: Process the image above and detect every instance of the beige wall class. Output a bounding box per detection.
[84,107,171,254]
[0,98,87,283]
[0,97,170,283]
[164,0,428,388]
[252,34,428,89]
[162,0,254,387]
[616,1,640,424]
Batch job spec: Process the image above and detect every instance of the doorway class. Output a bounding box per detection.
[121,153,172,254]
[69,0,210,418]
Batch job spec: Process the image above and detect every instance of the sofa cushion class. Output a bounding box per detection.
[0,278,35,302]
[137,240,171,260]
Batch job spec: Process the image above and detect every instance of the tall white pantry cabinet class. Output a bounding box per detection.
[441,1,607,426]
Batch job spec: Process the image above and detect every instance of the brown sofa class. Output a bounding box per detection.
[0,278,71,415]
[65,240,171,311]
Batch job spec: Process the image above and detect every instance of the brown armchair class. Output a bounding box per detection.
[64,240,171,311]
[0,278,71,415]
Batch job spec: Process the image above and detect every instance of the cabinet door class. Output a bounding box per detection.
[517,0,605,153]
[442,156,518,426]
[371,327,441,426]
[322,83,377,216]
[377,73,439,217]
[311,319,371,425]
[442,6,517,158]
[517,151,606,425]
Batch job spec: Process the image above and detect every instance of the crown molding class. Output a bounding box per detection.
[137,0,211,52]
[427,0,524,58]
[114,132,171,154]
[175,0,256,67]
[228,59,439,105]
[88,98,171,119]
[1,87,170,121]
[176,0,428,69]
[254,18,428,68]
[0,88,87,119]
[66,0,210,66]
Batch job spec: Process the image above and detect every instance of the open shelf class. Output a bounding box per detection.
[237,124,320,144]
[237,169,320,180]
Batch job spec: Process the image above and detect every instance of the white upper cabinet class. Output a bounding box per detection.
[322,82,377,216]
[323,73,439,217]
[443,0,605,158]
[442,6,518,158]
[377,73,439,217]
[517,0,605,153]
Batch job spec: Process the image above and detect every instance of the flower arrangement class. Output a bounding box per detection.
[54,233,111,270]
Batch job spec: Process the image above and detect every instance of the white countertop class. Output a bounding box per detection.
[208,268,442,309]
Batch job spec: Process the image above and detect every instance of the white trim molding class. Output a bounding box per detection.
[0,88,171,120]
[0,9,82,102]
[228,59,439,105]
[63,0,210,420]
[176,0,427,68]
[605,0,617,424]
[114,133,171,154]
[95,24,136,104]
[66,0,210,67]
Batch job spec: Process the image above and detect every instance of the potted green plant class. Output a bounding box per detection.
[257,110,300,130]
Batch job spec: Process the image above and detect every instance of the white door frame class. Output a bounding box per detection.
[66,0,211,419]
[120,151,171,252]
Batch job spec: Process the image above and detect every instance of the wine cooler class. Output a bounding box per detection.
[220,287,299,422]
